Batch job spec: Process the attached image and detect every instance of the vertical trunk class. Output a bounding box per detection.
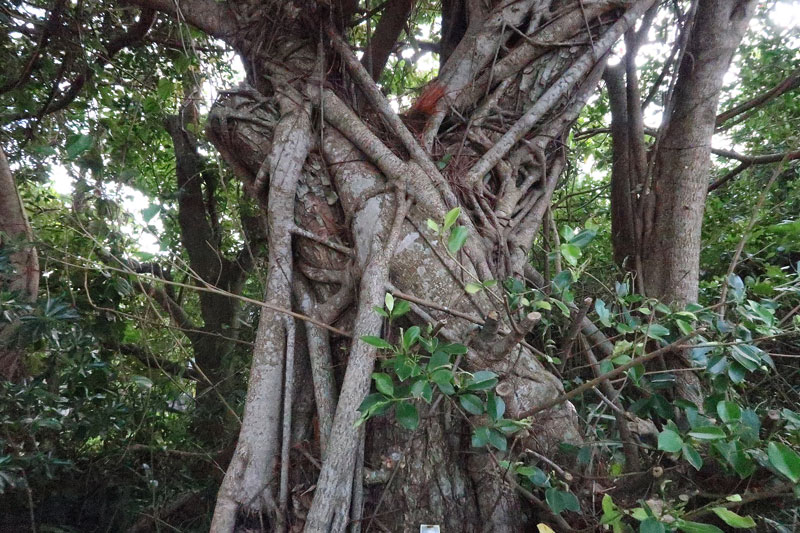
[0,146,40,380]
[641,0,756,305]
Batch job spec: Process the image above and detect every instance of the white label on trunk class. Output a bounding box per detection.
[420,526,440,533]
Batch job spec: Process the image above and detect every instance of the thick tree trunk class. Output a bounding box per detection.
[607,0,756,406]
[641,0,756,305]
[0,146,40,380]
[129,0,656,530]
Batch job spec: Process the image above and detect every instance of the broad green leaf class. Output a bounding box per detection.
[560,243,581,266]
[443,207,460,232]
[372,373,394,397]
[640,518,665,533]
[682,444,703,470]
[361,336,393,350]
[465,282,484,294]
[65,134,94,159]
[545,488,580,514]
[595,299,612,327]
[395,401,419,430]
[427,219,440,232]
[767,441,800,483]
[391,299,410,318]
[403,326,421,350]
[459,394,484,415]
[730,344,760,371]
[384,292,394,312]
[467,370,498,390]
[132,375,153,389]
[716,400,742,423]
[472,426,490,448]
[487,429,507,451]
[658,429,683,452]
[676,520,723,533]
[428,351,450,371]
[448,226,469,254]
[711,508,755,528]
[486,392,505,421]
[688,426,726,440]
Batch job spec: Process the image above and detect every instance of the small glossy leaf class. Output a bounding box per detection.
[716,400,741,423]
[487,429,507,451]
[682,444,703,470]
[448,226,469,254]
[66,134,94,159]
[472,426,490,448]
[767,441,800,483]
[560,243,581,266]
[688,426,726,440]
[676,520,723,533]
[384,292,394,312]
[361,336,393,349]
[640,518,665,533]
[443,207,461,232]
[465,282,483,294]
[711,508,755,528]
[403,326,421,350]
[372,373,394,397]
[395,401,419,430]
[545,488,580,514]
[658,429,683,452]
[459,394,484,415]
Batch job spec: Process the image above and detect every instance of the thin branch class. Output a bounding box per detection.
[716,67,800,129]
[518,331,701,419]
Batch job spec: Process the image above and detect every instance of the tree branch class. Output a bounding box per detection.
[716,67,800,129]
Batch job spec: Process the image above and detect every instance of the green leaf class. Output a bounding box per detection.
[730,344,761,371]
[443,207,461,232]
[467,370,498,390]
[459,394,484,415]
[391,299,411,318]
[465,282,484,294]
[688,426,726,440]
[716,400,742,423]
[560,243,581,266]
[385,292,394,312]
[447,226,469,254]
[142,204,161,222]
[767,441,800,483]
[395,401,419,430]
[711,508,755,528]
[65,134,94,159]
[472,426,490,448]
[131,375,153,389]
[640,518,666,533]
[682,443,703,470]
[568,228,597,248]
[428,351,450,371]
[361,336,393,350]
[658,429,684,452]
[359,393,389,414]
[486,392,505,422]
[595,299,612,327]
[432,369,455,395]
[372,306,389,317]
[427,219,440,233]
[487,429,507,451]
[545,488,580,514]
[403,326,421,351]
[372,373,394,397]
[675,520,723,533]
